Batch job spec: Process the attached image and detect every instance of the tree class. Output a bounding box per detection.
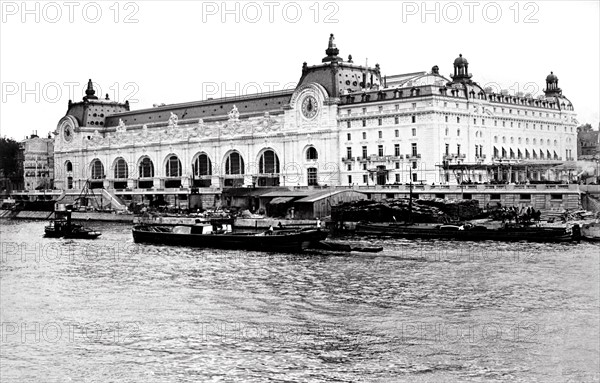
[577,123,593,132]
[0,137,21,177]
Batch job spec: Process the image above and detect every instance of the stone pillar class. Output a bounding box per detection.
[127,179,136,189]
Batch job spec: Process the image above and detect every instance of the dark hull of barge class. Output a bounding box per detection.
[132,225,328,253]
[354,223,581,242]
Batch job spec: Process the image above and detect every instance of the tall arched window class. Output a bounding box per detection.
[65,161,73,172]
[165,155,182,177]
[91,159,104,179]
[114,158,128,179]
[225,152,244,175]
[306,147,318,161]
[139,157,154,178]
[259,150,280,174]
[193,154,212,177]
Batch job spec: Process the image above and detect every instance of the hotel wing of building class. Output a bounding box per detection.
[53,35,578,192]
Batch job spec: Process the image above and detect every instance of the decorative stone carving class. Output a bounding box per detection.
[168,112,178,128]
[117,119,126,132]
[228,105,240,121]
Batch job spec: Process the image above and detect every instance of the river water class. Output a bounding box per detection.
[1,220,598,382]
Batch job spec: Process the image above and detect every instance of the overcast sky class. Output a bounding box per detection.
[1,0,598,140]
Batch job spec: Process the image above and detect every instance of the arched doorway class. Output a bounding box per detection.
[223,151,245,187]
[192,153,212,187]
[90,159,104,189]
[257,149,280,186]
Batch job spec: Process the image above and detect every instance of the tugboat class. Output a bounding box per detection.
[44,204,101,239]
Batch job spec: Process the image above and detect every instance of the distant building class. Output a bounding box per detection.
[21,132,54,190]
[577,125,600,159]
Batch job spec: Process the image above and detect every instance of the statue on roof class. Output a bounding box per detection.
[228,105,240,121]
[168,112,178,128]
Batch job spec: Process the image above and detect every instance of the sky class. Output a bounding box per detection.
[1,0,598,140]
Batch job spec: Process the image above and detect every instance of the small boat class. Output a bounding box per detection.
[132,223,328,253]
[44,204,101,239]
[581,222,600,242]
[355,222,580,243]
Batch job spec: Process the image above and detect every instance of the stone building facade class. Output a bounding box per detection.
[21,133,54,190]
[53,35,578,193]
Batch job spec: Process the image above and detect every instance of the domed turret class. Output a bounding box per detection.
[544,71,562,97]
[450,54,472,84]
[454,54,468,67]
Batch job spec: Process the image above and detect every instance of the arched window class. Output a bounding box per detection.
[193,154,212,177]
[114,158,128,179]
[65,161,73,172]
[225,152,244,175]
[139,157,154,178]
[91,159,104,179]
[259,150,280,174]
[165,155,182,177]
[306,147,318,161]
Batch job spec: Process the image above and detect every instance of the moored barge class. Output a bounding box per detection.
[355,222,581,242]
[132,224,328,253]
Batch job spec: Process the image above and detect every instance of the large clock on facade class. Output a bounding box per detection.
[64,124,73,142]
[301,95,319,120]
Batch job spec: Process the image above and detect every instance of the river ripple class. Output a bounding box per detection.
[1,220,599,382]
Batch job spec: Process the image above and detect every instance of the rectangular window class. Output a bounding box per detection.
[363,174,368,183]
[412,115,416,123]
[412,128,416,136]
[346,147,352,158]
[362,132,366,139]
[457,116,460,123]
[482,119,485,126]
[378,131,382,138]
[394,144,400,156]
[378,118,382,126]
[411,143,417,157]
[445,116,448,123]
[378,145,384,156]
[347,133,351,141]
[347,109,351,115]
[412,103,417,109]
[412,173,417,182]
[362,163,367,170]
[395,104,399,111]
[494,120,497,126]
[474,118,477,125]
[502,121,506,127]
[445,144,449,155]
[551,194,563,200]
[378,106,383,112]
[346,121,351,128]
[394,116,399,124]
[457,144,461,155]
[307,168,318,186]
[362,119,366,127]
[362,146,367,158]
[519,194,531,200]
[362,108,366,114]
[347,163,352,171]
[395,162,400,169]
[395,174,400,182]
[412,161,417,169]
[490,194,501,200]
[348,175,352,184]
